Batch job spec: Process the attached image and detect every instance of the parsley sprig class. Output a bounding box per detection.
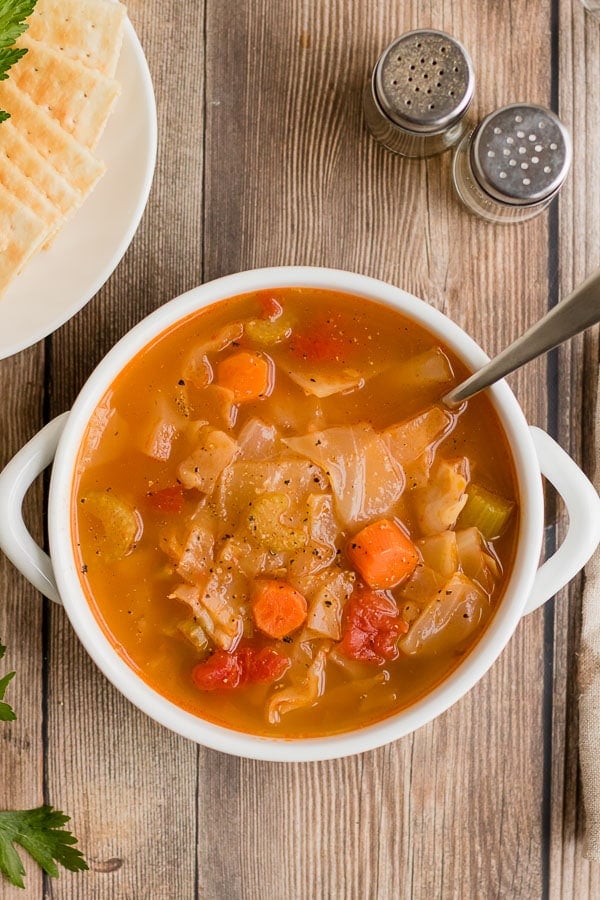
[0,807,88,889]
[0,642,88,889]
[0,643,16,721]
[0,0,38,123]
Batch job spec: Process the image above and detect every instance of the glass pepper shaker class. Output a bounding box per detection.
[452,103,572,223]
[363,29,475,159]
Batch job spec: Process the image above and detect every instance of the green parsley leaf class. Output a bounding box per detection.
[0,805,88,889]
[0,642,16,722]
[0,0,38,121]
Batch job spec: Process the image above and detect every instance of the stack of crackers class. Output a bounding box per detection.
[0,0,127,298]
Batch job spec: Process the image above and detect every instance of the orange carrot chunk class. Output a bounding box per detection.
[347,519,419,590]
[252,579,308,639]
[217,350,271,402]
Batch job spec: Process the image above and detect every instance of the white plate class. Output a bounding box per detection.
[0,18,158,360]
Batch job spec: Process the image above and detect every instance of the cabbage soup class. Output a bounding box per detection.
[72,288,519,737]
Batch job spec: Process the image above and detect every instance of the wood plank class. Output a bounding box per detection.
[549,0,600,895]
[39,1,205,897]
[0,346,46,898]
[201,1,552,897]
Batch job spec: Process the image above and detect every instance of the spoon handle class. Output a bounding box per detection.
[444,268,600,406]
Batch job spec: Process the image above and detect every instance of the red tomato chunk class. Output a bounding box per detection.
[339,590,408,665]
[256,292,283,320]
[192,646,291,692]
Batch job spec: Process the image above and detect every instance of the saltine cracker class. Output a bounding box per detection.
[13,35,121,149]
[0,183,51,295]
[25,0,127,78]
[0,80,105,196]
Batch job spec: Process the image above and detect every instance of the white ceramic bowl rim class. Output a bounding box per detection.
[48,266,544,761]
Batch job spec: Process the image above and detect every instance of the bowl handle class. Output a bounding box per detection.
[523,426,600,615]
[0,413,70,605]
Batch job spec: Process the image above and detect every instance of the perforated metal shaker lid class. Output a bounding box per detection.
[470,104,572,205]
[374,29,474,135]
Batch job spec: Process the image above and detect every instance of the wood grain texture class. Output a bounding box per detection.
[0,0,596,897]
[548,1,600,898]
[0,347,45,900]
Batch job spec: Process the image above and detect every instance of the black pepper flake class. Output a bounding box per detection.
[284,479,291,485]
[178,379,185,386]
[80,564,88,574]
[324,600,332,607]
[310,377,316,383]
[283,636,293,644]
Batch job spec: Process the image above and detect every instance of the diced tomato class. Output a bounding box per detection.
[288,312,357,362]
[238,646,291,684]
[338,590,408,664]
[145,485,185,513]
[256,291,283,321]
[192,645,290,692]
[191,650,243,691]
[290,329,348,362]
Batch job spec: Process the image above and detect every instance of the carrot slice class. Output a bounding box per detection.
[217,350,272,402]
[252,579,308,639]
[347,519,419,590]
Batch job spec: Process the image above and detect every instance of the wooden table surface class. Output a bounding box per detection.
[1,1,599,897]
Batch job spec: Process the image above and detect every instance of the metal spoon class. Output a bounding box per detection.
[443,268,600,407]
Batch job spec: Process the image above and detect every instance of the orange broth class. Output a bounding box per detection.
[72,288,519,738]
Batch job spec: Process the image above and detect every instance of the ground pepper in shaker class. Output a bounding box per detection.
[452,103,572,223]
[363,29,475,158]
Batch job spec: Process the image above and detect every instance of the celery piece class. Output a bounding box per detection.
[457,483,515,540]
[178,619,209,655]
[244,315,293,346]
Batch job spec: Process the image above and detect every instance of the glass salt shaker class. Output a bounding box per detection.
[363,29,475,158]
[452,103,572,223]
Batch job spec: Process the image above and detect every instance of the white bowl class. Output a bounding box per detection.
[1,267,599,761]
